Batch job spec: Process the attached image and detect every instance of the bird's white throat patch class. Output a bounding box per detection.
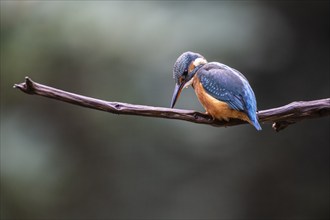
[184,77,194,88]
[184,58,207,89]
[193,57,207,67]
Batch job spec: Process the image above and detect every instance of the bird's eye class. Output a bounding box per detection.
[183,69,188,76]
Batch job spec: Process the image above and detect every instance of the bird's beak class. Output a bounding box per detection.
[170,82,184,108]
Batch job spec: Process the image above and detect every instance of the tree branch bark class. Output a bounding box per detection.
[14,77,330,132]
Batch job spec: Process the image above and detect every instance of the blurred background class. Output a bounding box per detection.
[1,1,329,219]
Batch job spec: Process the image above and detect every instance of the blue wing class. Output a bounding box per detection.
[197,62,261,130]
[198,62,259,116]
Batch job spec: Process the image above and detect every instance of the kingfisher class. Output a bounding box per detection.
[170,51,262,130]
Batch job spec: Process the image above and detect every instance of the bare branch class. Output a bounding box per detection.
[14,77,330,132]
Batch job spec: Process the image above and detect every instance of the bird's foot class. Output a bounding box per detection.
[204,111,217,122]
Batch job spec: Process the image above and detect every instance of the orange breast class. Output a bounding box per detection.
[192,75,251,123]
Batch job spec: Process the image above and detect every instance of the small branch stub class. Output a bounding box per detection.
[13,76,36,94]
[14,77,330,132]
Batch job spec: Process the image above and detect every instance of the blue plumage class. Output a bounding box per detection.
[171,51,262,131]
[198,63,261,130]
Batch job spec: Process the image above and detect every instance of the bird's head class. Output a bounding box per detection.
[170,51,207,108]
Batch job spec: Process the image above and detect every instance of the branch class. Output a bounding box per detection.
[14,77,330,132]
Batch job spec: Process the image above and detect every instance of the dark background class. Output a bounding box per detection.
[1,1,329,219]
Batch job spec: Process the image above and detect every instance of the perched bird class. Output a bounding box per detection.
[170,51,262,130]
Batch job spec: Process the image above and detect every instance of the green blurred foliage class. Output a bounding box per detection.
[1,1,329,219]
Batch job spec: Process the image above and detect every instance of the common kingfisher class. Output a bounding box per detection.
[170,51,262,130]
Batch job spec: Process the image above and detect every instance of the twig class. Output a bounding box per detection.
[14,77,330,132]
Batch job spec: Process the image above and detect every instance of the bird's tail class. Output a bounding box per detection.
[252,119,262,131]
[248,113,262,131]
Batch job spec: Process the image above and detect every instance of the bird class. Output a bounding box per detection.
[170,51,262,131]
